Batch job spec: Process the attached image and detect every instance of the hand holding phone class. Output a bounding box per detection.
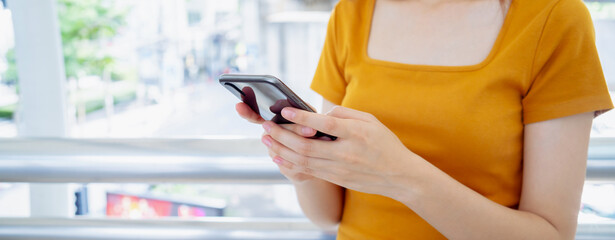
[219,74,337,140]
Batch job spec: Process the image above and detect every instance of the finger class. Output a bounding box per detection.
[279,123,317,138]
[236,102,264,124]
[268,152,294,172]
[272,156,338,186]
[280,108,350,138]
[267,148,276,159]
[272,155,295,171]
[263,135,333,172]
[272,157,317,183]
[270,154,300,175]
[263,121,333,159]
[325,106,375,122]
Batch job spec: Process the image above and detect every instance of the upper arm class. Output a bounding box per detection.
[519,111,594,239]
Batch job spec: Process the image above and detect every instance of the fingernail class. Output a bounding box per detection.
[302,126,313,135]
[282,108,296,120]
[273,157,283,164]
[262,122,271,133]
[262,137,272,147]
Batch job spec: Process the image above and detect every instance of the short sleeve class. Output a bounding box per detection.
[310,4,348,105]
[522,0,613,124]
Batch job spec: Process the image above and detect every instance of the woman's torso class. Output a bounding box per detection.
[320,0,595,238]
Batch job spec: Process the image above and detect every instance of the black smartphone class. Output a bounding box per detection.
[218,74,336,140]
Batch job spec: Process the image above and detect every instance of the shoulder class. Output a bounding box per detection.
[326,0,373,50]
[331,0,372,26]
[536,0,596,46]
[511,0,596,56]
[523,0,594,29]
[551,0,594,35]
[334,0,366,14]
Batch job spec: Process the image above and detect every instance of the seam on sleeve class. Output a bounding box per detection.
[526,0,564,97]
[522,94,613,124]
[331,2,348,80]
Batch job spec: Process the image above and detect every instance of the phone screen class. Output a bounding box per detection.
[222,81,306,124]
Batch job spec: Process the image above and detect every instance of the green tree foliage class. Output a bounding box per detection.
[57,0,126,79]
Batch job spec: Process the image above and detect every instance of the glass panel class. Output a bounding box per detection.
[84,183,302,218]
[588,1,615,137]
[0,183,29,217]
[0,2,17,138]
[0,2,28,218]
[581,2,615,229]
[53,0,336,219]
[3,0,614,230]
[55,0,333,138]
[581,182,615,221]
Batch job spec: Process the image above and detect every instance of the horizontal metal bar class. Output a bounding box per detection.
[0,218,611,240]
[0,217,335,240]
[0,138,287,183]
[0,138,267,157]
[0,156,286,183]
[588,138,615,160]
[576,221,615,240]
[586,138,615,182]
[0,138,613,183]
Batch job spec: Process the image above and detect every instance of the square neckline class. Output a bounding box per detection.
[362,0,516,72]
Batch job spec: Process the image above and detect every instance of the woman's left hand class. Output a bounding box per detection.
[261,106,424,198]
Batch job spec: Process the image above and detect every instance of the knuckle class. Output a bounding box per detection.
[346,124,360,137]
[333,151,346,162]
[291,124,304,135]
[323,118,337,133]
[283,161,295,170]
[268,125,279,137]
[365,112,376,120]
[351,124,369,141]
[269,139,280,152]
[356,127,370,142]
[301,166,314,175]
[328,106,342,115]
[296,139,313,156]
[296,155,310,168]
[341,153,358,164]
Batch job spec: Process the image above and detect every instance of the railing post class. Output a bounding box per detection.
[8,0,74,217]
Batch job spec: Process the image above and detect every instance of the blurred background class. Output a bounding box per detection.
[0,0,614,237]
[0,0,335,221]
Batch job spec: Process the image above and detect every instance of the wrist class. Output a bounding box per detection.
[384,149,434,206]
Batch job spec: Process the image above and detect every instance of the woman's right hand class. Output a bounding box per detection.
[235,102,318,183]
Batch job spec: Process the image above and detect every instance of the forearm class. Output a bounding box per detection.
[294,178,344,231]
[388,155,569,240]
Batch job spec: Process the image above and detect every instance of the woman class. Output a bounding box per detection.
[237,0,613,238]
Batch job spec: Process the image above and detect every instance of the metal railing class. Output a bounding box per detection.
[0,138,282,183]
[0,218,335,240]
[0,137,614,239]
[1,138,614,182]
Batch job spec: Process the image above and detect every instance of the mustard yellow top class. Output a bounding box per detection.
[310,0,614,238]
